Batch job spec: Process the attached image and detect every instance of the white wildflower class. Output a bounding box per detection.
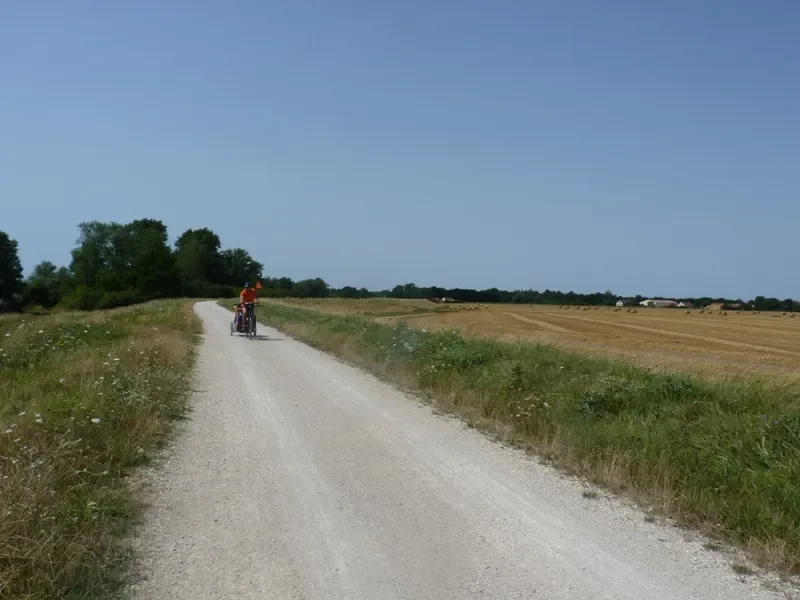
[3,429,11,434]
[38,330,43,334]
[35,418,43,424]
[59,378,66,384]
[18,412,26,417]
[91,418,101,424]
[4,333,10,337]
[113,357,120,362]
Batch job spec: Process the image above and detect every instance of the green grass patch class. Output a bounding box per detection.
[0,300,200,599]
[235,300,800,574]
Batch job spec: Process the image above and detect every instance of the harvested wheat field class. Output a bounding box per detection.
[275,299,800,381]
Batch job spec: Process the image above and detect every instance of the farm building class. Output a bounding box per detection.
[706,303,725,311]
[615,300,625,307]
[639,299,678,308]
[677,301,693,308]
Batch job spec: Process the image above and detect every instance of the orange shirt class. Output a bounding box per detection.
[240,288,257,303]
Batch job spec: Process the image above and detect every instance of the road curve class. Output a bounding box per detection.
[130,302,789,600]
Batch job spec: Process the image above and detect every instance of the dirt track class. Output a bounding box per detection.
[130,302,793,599]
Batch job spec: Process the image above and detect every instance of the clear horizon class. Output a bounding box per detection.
[2,1,798,299]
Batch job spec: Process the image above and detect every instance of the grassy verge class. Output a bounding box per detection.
[0,300,200,599]
[236,300,800,575]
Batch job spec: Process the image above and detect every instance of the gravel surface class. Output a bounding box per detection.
[129,301,797,599]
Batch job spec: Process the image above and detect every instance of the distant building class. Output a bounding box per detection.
[706,302,725,311]
[639,299,678,308]
[677,301,693,308]
[616,300,625,307]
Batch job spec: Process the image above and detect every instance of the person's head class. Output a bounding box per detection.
[244,282,252,289]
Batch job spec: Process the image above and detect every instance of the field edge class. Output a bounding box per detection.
[0,299,202,599]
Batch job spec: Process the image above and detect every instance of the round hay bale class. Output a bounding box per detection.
[632,309,638,314]
[685,310,691,315]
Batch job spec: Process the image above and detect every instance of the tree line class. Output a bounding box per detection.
[363,284,799,312]
[1,223,797,312]
[2,220,315,311]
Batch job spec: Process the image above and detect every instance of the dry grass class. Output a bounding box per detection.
[282,300,800,382]
[0,300,200,599]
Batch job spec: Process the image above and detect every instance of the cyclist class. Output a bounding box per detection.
[239,282,258,330]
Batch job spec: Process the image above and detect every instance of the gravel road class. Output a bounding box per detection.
[130,301,794,600]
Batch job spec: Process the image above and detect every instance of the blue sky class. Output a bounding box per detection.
[1,1,798,299]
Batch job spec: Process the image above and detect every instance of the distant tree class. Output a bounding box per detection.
[24,261,74,308]
[174,228,222,288]
[220,248,263,286]
[338,286,360,299]
[65,219,177,308]
[0,231,24,311]
[120,219,177,296]
[69,221,122,289]
[293,278,329,298]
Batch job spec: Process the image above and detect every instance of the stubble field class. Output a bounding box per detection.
[274,298,800,381]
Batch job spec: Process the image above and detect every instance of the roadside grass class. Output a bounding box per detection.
[233,300,800,575]
[0,300,200,599]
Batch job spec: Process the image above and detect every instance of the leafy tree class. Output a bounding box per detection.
[220,248,263,286]
[66,220,176,308]
[117,219,177,296]
[174,228,223,288]
[293,278,329,298]
[338,286,360,299]
[0,231,24,311]
[24,261,73,308]
[69,221,122,289]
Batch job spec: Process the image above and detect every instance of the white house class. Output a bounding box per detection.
[677,301,693,308]
[639,299,678,308]
[616,300,625,307]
